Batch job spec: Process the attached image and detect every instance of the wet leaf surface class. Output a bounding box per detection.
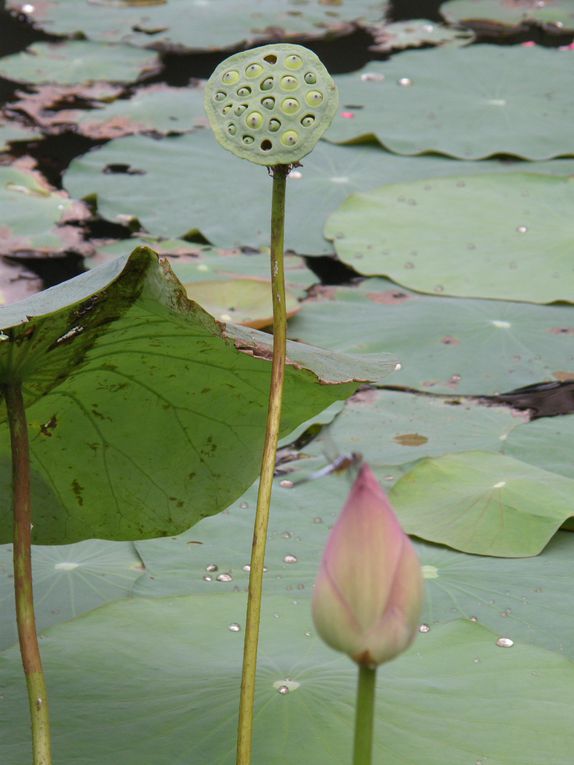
[368,18,475,51]
[327,46,574,159]
[441,0,574,34]
[288,280,574,395]
[325,173,574,303]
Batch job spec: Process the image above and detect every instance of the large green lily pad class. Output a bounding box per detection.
[91,239,318,298]
[0,162,92,256]
[0,41,160,85]
[392,450,574,557]
[441,0,574,34]
[325,173,574,303]
[326,46,574,159]
[288,280,574,395]
[0,247,397,544]
[63,129,574,254]
[368,18,475,51]
[0,540,143,650]
[6,0,389,51]
[2,592,574,764]
[504,413,574,480]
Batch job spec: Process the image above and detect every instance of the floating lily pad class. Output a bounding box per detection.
[288,280,574,395]
[0,247,397,544]
[92,238,317,298]
[504,413,574,479]
[63,130,574,254]
[392,450,574,557]
[0,41,160,86]
[325,174,574,303]
[183,278,300,328]
[2,591,574,764]
[0,540,143,650]
[368,18,475,51]
[327,46,574,159]
[0,119,41,151]
[441,0,574,34]
[6,0,389,51]
[0,162,91,256]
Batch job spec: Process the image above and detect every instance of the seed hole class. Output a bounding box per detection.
[242,135,254,145]
[261,139,272,151]
[264,54,278,64]
[261,96,275,109]
[237,86,252,97]
[261,77,274,91]
[301,114,315,127]
[269,118,281,132]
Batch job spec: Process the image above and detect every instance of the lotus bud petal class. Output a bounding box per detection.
[312,463,424,667]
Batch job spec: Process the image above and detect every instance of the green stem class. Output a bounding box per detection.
[353,665,377,765]
[4,382,52,765]
[236,164,289,765]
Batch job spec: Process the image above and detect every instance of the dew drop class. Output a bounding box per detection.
[516,225,528,234]
[313,516,323,524]
[422,565,438,580]
[277,685,289,695]
[22,3,35,12]
[418,623,431,633]
[491,320,511,329]
[493,480,506,489]
[273,678,300,693]
[398,77,412,87]
[361,72,385,82]
[202,575,212,582]
[228,623,241,632]
[304,631,312,638]
[240,501,249,509]
[280,479,294,489]
[216,573,233,582]
[242,564,251,572]
[289,170,303,179]
[470,615,478,623]
[496,637,514,648]
[206,563,218,572]
[473,657,481,663]
[281,531,293,539]
[283,554,298,564]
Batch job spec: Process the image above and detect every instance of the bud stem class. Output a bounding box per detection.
[353,664,377,765]
[4,382,52,765]
[236,164,289,765]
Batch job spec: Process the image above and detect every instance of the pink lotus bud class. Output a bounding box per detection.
[312,463,423,667]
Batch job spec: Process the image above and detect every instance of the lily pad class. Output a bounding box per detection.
[441,0,574,34]
[63,130,574,254]
[2,592,574,764]
[327,46,574,159]
[0,540,143,650]
[0,247,396,544]
[368,18,475,51]
[391,450,574,557]
[92,238,317,297]
[325,173,574,303]
[504,413,574,480]
[0,41,160,86]
[0,119,41,151]
[183,278,300,328]
[6,0,389,51]
[288,280,574,395]
[0,161,92,256]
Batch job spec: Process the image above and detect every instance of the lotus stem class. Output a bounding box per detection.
[4,382,52,765]
[353,664,377,765]
[236,164,289,765]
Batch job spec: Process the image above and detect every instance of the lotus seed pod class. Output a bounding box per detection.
[205,43,338,166]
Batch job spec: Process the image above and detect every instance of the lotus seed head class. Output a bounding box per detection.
[222,70,239,84]
[246,111,263,129]
[281,97,300,115]
[245,63,263,78]
[281,130,299,146]
[281,75,299,91]
[285,54,303,69]
[204,43,338,165]
[306,90,323,107]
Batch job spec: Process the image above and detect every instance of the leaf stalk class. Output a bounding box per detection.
[4,382,52,765]
[353,664,377,765]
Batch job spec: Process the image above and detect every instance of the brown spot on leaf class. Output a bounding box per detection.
[548,327,574,335]
[441,335,460,345]
[366,290,411,305]
[40,415,57,437]
[393,433,428,446]
[71,479,84,507]
[553,371,574,382]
